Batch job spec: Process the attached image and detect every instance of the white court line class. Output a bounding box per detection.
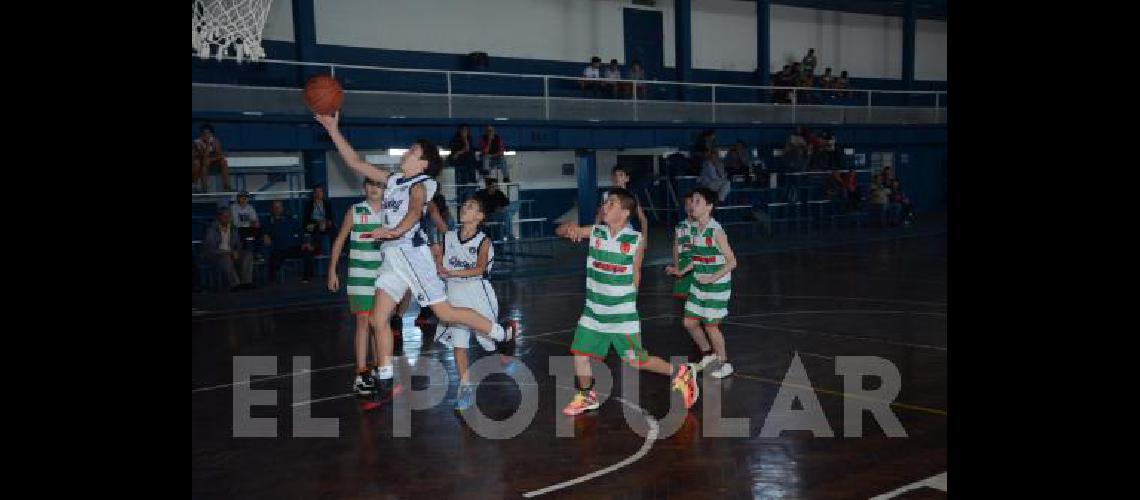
[522,391,658,498]
[799,351,835,361]
[191,363,354,393]
[722,320,948,352]
[869,471,947,499]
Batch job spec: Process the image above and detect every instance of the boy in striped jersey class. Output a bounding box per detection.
[668,191,696,301]
[315,112,517,400]
[328,177,406,395]
[668,187,738,379]
[555,188,700,415]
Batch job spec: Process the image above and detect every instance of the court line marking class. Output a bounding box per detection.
[721,320,948,352]
[529,292,947,308]
[290,381,544,408]
[869,471,947,499]
[522,391,658,498]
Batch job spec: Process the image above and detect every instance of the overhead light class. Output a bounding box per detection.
[493,117,509,121]
[388,148,407,156]
[505,151,517,156]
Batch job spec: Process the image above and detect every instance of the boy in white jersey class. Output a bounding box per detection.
[555,188,700,415]
[667,187,738,379]
[433,197,503,411]
[314,112,518,400]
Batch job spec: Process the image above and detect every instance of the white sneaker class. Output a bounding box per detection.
[710,362,734,379]
[696,354,718,371]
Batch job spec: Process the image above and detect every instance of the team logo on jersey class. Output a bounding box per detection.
[382,199,403,210]
[469,247,477,254]
[705,236,713,247]
[620,241,631,254]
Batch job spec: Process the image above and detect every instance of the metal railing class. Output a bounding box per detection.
[192,56,946,125]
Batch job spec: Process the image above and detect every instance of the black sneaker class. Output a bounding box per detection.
[354,371,376,396]
[390,315,404,353]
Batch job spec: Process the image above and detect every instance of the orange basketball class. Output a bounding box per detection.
[303,74,344,115]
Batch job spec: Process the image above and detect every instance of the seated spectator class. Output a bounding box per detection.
[878,165,894,186]
[192,123,233,192]
[303,185,335,255]
[479,125,510,182]
[699,148,731,202]
[203,207,254,291]
[626,60,647,98]
[837,70,851,97]
[890,179,914,226]
[580,56,604,97]
[827,170,847,206]
[604,59,623,98]
[812,132,839,170]
[230,190,261,256]
[690,129,717,173]
[843,169,861,210]
[473,178,514,239]
[819,67,836,100]
[262,200,315,283]
[798,70,817,103]
[868,180,901,227]
[802,48,818,75]
[724,141,751,178]
[784,127,809,172]
[448,123,479,203]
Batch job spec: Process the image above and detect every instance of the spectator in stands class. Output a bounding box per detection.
[230,191,262,260]
[699,148,731,202]
[580,56,604,97]
[690,129,717,175]
[627,60,647,98]
[784,127,809,172]
[474,177,510,214]
[448,124,478,203]
[843,169,861,210]
[868,180,900,228]
[812,132,838,170]
[878,165,894,186]
[827,169,848,208]
[262,200,314,283]
[819,67,836,100]
[798,69,816,103]
[203,207,254,291]
[724,141,751,178]
[192,123,233,192]
[838,70,851,97]
[890,178,915,226]
[790,62,803,80]
[604,58,623,98]
[802,48,818,76]
[773,65,792,103]
[473,178,513,239]
[303,185,335,255]
[480,125,510,182]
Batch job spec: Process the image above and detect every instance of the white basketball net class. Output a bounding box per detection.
[192,0,274,63]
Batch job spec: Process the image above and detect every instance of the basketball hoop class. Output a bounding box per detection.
[192,0,274,63]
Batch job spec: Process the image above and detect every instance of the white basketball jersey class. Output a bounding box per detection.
[380,173,437,250]
[443,229,493,282]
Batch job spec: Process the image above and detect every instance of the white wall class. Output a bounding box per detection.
[915,20,947,81]
[691,0,757,71]
[770,5,902,79]
[312,0,674,67]
[262,0,295,42]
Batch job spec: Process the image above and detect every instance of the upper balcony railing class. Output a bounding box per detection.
[192,56,946,126]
